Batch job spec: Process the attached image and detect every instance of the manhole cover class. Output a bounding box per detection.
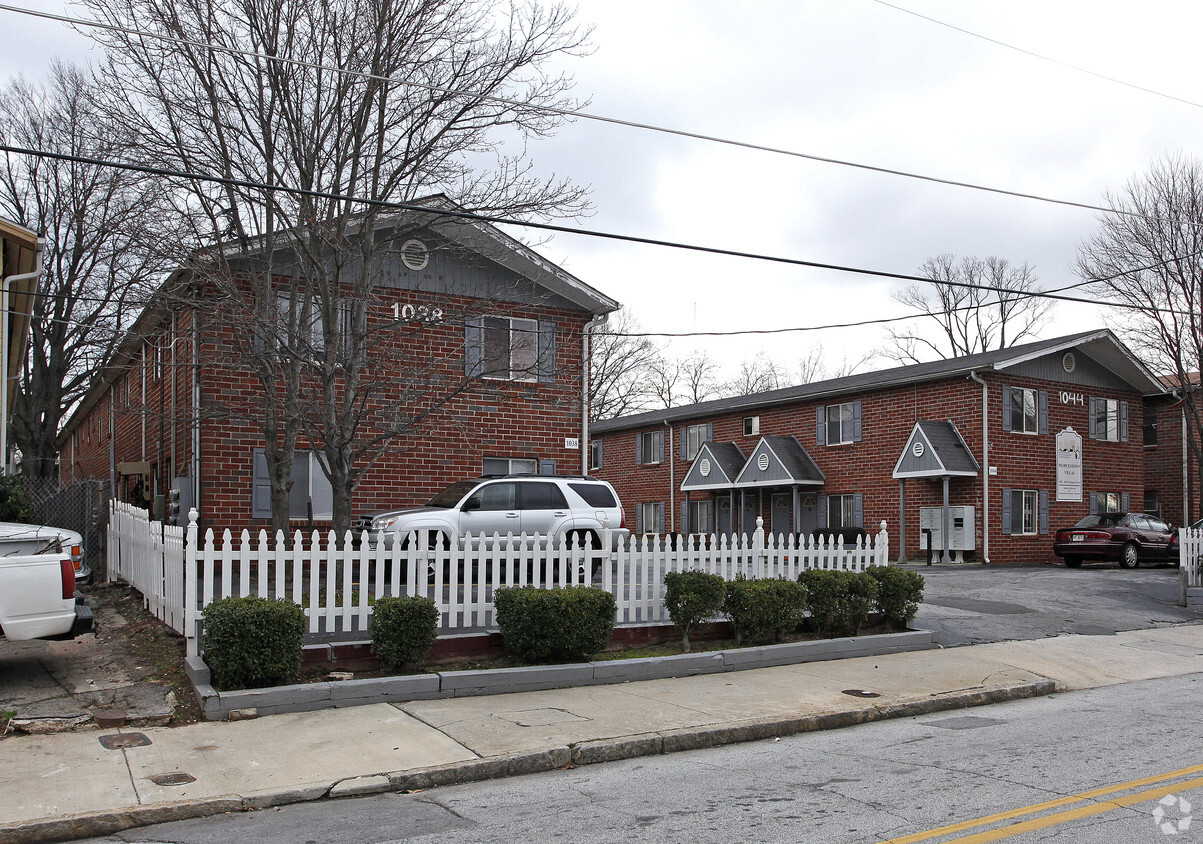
[99,732,151,750]
[148,772,196,786]
[841,689,880,698]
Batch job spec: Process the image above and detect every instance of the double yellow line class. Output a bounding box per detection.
[876,762,1203,843]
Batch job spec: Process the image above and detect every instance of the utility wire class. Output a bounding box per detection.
[872,0,1203,110]
[0,1,1124,217]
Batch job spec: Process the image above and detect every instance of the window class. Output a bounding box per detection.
[637,430,663,465]
[466,315,555,383]
[483,457,537,475]
[1009,388,1039,434]
[1007,489,1039,535]
[277,291,324,355]
[1091,398,1120,442]
[1093,491,1122,514]
[683,424,709,460]
[826,402,856,445]
[589,439,603,471]
[827,494,858,529]
[743,416,759,436]
[251,450,334,521]
[1144,407,1158,446]
[687,499,713,534]
[1146,489,1160,516]
[637,502,665,535]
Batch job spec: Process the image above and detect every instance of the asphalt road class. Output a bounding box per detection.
[74,670,1203,843]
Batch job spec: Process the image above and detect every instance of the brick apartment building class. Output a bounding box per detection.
[58,210,619,530]
[1144,380,1203,530]
[590,330,1168,566]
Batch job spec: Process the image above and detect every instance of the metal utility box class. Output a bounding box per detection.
[919,506,976,552]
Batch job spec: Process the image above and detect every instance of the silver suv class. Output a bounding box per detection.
[355,474,629,553]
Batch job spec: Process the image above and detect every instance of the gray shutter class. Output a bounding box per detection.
[1122,492,1131,512]
[816,406,827,446]
[310,455,334,521]
[1120,401,1129,442]
[680,429,689,461]
[1088,398,1098,439]
[816,494,828,528]
[635,505,643,535]
[681,500,689,533]
[537,321,556,384]
[656,430,664,463]
[635,433,643,465]
[852,492,864,527]
[706,500,715,533]
[706,423,714,442]
[1038,391,1049,435]
[465,316,483,377]
[1039,490,1049,534]
[1001,386,1013,432]
[657,503,666,534]
[1089,493,1099,515]
[252,449,272,519]
[852,401,863,442]
[538,459,556,476]
[1001,489,1012,535]
[594,440,603,470]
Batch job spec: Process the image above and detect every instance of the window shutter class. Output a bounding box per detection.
[706,423,714,442]
[1089,493,1099,515]
[852,492,864,527]
[681,500,689,533]
[816,494,828,528]
[1120,401,1129,442]
[1039,490,1049,534]
[635,505,643,535]
[635,433,643,465]
[594,440,603,470]
[538,459,556,476]
[816,406,827,446]
[1122,492,1131,512]
[1038,391,1049,435]
[464,316,484,377]
[310,455,334,521]
[537,321,556,384]
[656,430,664,463]
[1088,398,1098,439]
[252,449,272,519]
[1001,489,1012,535]
[852,402,863,442]
[1001,386,1012,432]
[680,429,689,461]
[706,501,715,533]
[657,503,666,534]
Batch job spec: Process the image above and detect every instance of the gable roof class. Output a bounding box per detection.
[732,436,825,488]
[893,421,980,479]
[593,329,1164,434]
[680,442,747,491]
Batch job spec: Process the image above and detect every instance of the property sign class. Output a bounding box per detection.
[1056,426,1083,502]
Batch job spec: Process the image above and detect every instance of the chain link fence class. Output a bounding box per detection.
[21,476,111,580]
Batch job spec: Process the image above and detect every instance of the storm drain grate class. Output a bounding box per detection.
[148,772,196,786]
[98,732,151,750]
[841,689,881,698]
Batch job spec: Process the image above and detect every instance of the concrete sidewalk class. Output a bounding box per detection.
[5,624,1203,844]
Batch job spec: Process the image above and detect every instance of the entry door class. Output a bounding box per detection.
[798,493,818,539]
[770,493,792,539]
[716,497,733,536]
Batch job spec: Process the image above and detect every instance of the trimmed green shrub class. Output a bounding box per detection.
[203,596,306,690]
[0,474,31,523]
[494,586,617,662]
[798,569,880,637]
[723,576,807,644]
[664,570,726,652]
[868,566,925,630]
[370,596,439,670]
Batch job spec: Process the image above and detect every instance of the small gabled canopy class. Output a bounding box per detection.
[733,435,825,488]
[893,421,980,479]
[680,442,747,491]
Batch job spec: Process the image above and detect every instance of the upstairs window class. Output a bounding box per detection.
[1009,388,1039,434]
[589,439,603,471]
[1090,397,1128,442]
[465,316,556,383]
[743,416,759,436]
[637,430,664,465]
[682,424,711,461]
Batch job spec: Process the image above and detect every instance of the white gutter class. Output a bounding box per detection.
[581,314,607,475]
[969,371,990,564]
[0,238,43,472]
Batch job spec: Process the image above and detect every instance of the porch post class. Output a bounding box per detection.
[942,476,952,564]
[898,479,908,564]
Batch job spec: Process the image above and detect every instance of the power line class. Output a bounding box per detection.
[872,0,1203,110]
[0,1,1124,217]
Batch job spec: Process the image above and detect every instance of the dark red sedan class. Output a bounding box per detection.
[1053,512,1178,569]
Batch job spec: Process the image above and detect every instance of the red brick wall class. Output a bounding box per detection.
[594,371,1147,566]
[1144,395,1201,527]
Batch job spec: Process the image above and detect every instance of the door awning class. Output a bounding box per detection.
[893,421,979,479]
[680,442,746,491]
[732,435,825,488]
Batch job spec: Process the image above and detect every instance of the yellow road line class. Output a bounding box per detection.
[877,762,1203,844]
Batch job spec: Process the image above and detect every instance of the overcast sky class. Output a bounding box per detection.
[3,1,1202,381]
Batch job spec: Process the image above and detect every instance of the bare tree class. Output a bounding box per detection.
[85,0,591,533]
[885,254,1052,364]
[723,351,785,396]
[0,63,167,482]
[1076,154,1203,519]
[678,351,724,404]
[589,309,660,419]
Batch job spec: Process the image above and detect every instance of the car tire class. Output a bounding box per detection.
[1120,542,1140,569]
[1064,557,1083,568]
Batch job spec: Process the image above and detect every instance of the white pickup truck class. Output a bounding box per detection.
[0,551,93,640]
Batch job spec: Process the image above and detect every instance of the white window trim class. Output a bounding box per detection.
[826,402,855,446]
[684,424,707,461]
[743,416,760,436]
[1095,398,1121,442]
[827,493,856,529]
[639,431,662,466]
[1011,388,1039,435]
[1015,489,1038,535]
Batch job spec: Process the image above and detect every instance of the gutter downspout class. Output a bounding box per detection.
[191,307,201,522]
[969,371,990,564]
[582,314,607,476]
[1,237,43,472]
[666,420,674,534]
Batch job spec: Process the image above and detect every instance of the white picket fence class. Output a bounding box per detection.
[1179,525,1203,592]
[106,501,890,657]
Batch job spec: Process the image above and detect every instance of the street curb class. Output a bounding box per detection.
[0,678,1058,844]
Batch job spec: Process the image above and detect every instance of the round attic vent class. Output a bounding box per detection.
[757,453,770,472]
[1062,352,1077,373]
[401,239,429,271]
[699,458,711,477]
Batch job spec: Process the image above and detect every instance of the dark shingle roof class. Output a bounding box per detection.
[761,435,825,484]
[919,421,980,475]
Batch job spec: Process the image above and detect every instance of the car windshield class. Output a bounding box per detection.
[1073,514,1123,529]
[426,480,482,509]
